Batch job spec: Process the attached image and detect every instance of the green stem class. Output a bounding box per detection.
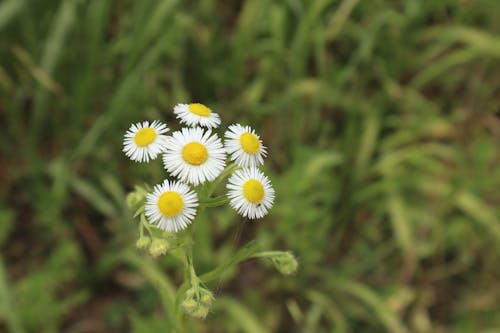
[206,163,240,197]
[175,225,199,324]
[140,213,153,236]
[184,240,198,286]
[250,251,284,258]
[199,196,230,208]
[167,165,238,324]
[199,241,261,283]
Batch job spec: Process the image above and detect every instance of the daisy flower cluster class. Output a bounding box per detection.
[123,102,275,232]
[123,103,294,321]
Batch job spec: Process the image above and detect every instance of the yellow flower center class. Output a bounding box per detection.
[243,179,265,203]
[134,127,157,147]
[188,103,211,117]
[182,142,208,165]
[158,191,183,217]
[240,132,260,154]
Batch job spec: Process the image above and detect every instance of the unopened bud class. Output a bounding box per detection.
[271,252,298,275]
[148,238,169,257]
[182,286,214,320]
[192,305,209,319]
[200,291,214,306]
[136,236,151,249]
[126,187,147,208]
[181,299,198,313]
[185,288,196,298]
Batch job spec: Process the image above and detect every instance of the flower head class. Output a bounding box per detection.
[145,180,199,232]
[163,127,226,185]
[227,167,275,219]
[136,236,151,249]
[270,252,298,275]
[123,121,169,162]
[148,238,170,257]
[182,285,214,319]
[224,124,267,167]
[174,103,221,128]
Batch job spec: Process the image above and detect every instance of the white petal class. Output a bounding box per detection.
[162,127,227,185]
[224,124,267,167]
[123,121,170,162]
[173,103,221,128]
[144,180,199,232]
[226,167,275,220]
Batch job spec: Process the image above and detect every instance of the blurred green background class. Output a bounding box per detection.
[1,0,499,332]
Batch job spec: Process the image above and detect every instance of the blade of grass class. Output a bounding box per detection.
[11,45,64,95]
[0,257,25,333]
[0,0,25,30]
[307,290,348,333]
[32,0,78,137]
[331,279,409,333]
[70,177,117,218]
[70,32,172,160]
[325,0,360,42]
[0,65,13,91]
[214,298,266,333]
[455,190,500,241]
[123,251,180,331]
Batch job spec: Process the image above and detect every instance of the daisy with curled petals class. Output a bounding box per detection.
[227,167,275,219]
[174,103,221,128]
[145,180,198,232]
[224,124,267,167]
[123,121,169,162]
[163,127,226,185]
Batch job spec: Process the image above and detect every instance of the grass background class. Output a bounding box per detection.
[1,0,500,332]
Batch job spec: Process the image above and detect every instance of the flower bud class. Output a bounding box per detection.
[184,288,196,298]
[182,286,214,320]
[148,238,169,257]
[200,290,214,306]
[126,187,147,208]
[181,299,198,313]
[271,252,298,275]
[136,236,151,249]
[126,193,140,208]
[192,306,209,320]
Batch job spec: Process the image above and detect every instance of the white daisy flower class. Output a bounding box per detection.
[173,103,221,128]
[162,127,226,185]
[227,167,275,219]
[145,180,198,232]
[224,124,267,167]
[123,121,169,162]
